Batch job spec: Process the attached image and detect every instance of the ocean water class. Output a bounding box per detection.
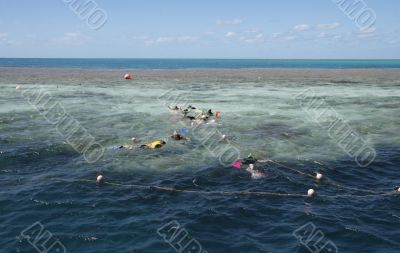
[1,58,400,69]
[1,65,400,253]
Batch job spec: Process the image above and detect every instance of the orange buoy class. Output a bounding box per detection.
[124,73,132,80]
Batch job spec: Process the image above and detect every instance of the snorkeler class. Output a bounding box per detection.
[246,164,265,179]
[140,140,167,149]
[171,130,191,142]
[113,137,139,150]
[232,154,258,168]
[231,154,265,179]
[113,137,166,150]
[171,130,184,140]
[168,105,180,111]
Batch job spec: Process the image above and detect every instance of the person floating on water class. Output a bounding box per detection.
[140,140,167,149]
[113,137,139,150]
[232,154,265,179]
[113,137,166,150]
[171,130,191,142]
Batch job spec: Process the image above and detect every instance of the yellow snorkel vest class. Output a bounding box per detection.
[147,141,163,149]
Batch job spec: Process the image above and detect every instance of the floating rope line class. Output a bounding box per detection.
[264,159,315,178]
[265,159,383,195]
[49,178,307,198]
[46,177,398,199]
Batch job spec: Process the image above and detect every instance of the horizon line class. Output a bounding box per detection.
[1,58,400,60]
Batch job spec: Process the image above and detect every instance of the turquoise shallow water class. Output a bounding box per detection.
[1,67,400,252]
[1,58,400,69]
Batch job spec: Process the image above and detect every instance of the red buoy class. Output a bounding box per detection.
[124,73,132,80]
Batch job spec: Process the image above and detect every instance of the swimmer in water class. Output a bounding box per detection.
[246,164,265,179]
[171,130,184,140]
[232,154,265,179]
[114,137,139,150]
[114,137,166,150]
[171,130,191,142]
[140,140,167,149]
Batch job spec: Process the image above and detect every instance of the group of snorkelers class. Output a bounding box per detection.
[169,105,219,124]
[112,105,265,178]
[113,105,213,151]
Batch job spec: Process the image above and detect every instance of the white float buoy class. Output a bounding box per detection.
[131,137,137,143]
[307,189,315,197]
[16,85,22,91]
[249,164,255,170]
[316,173,323,180]
[96,175,104,183]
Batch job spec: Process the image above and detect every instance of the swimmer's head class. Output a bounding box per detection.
[131,137,137,143]
[249,164,255,170]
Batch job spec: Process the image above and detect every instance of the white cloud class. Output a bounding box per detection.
[360,27,376,34]
[0,32,8,44]
[177,36,198,42]
[216,19,242,25]
[293,24,310,32]
[156,37,174,43]
[240,33,265,44]
[317,22,341,30]
[355,27,377,39]
[52,32,88,45]
[144,35,198,45]
[225,32,236,38]
[271,32,296,42]
[317,32,342,41]
[0,32,18,45]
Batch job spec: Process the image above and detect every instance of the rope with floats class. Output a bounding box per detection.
[43,176,399,199]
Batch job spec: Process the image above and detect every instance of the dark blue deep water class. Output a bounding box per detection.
[1,58,400,69]
[1,64,400,253]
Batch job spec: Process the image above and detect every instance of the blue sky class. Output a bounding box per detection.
[0,0,399,58]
